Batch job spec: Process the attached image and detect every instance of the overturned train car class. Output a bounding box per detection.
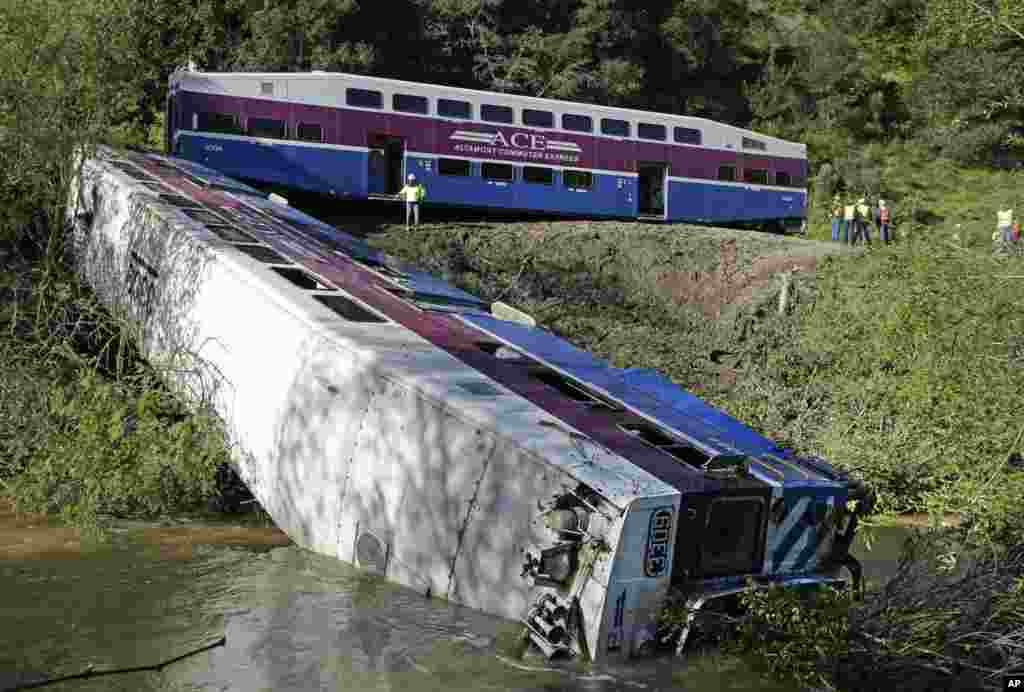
[68,147,865,661]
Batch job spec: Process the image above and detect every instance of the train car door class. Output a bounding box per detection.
[367,133,406,195]
[637,162,667,219]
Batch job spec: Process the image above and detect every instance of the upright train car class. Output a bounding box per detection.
[166,68,807,229]
[69,146,859,662]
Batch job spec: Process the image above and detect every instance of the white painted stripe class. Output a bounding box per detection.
[780,523,811,571]
[667,175,806,194]
[177,129,370,154]
[771,497,810,562]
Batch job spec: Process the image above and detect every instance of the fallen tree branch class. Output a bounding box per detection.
[7,634,226,691]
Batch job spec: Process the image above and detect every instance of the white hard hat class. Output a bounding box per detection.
[878,199,886,205]
[407,174,415,181]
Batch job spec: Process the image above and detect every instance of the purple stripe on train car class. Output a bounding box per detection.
[132,153,727,494]
[176,91,807,182]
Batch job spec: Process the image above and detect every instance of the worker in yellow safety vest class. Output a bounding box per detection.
[997,207,1014,244]
[397,174,427,229]
[842,199,856,245]
[853,197,872,246]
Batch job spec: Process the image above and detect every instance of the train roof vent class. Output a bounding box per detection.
[532,369,622,410]
[618,422,710,470]
[271,266,335,291]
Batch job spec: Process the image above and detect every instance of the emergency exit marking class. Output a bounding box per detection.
[1005,675,1024,689]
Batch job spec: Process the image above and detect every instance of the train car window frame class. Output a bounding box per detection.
[638,123,667,141]
[564,169,593,190]
[600,118,630,138]
[393,93,429,114]
[481,162,515,182]
[346,87,383,109]
[743,168,769,185]
[481,104,514,124]
[313,293,389,323]
[562,113,593,133]
[246,117,286,140]
[742,136,767,151]
[438,158,471,177]
[674,127,702,145]
[522,109,554,128]
[522,166,554,185]
[437,98,472,119]
[718,165,736,182]
[296,122,324,143]
[774,171,792,187]
[196,111,242,135]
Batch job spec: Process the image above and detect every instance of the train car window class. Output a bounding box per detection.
[601,118,630,137]
[232,244,289,264]
[673,127,702,145]
[246,117,286,140]
[393,93,429,114]
[523,166,554,185]
[481,162,515,181]
[792,175,805,187]
[775,171,792,186]
[743,168,768,185]
[313,294,388,323]
[481,104,514,123]
[638,123,666,141]
[346,88,383,109]
[742,136,766,151]
[618,422,710,469]
[562,113,592,133]
[296,122,324,143]
[718,165,736,182]
[563,170,592,190]
[438,158,471,176]
[531,369,620,409]
[196,112,242,135]
[522,109,554,128]
[438,99,472,119]
[271,266,335,291]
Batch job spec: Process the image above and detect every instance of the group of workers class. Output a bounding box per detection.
[829,195,892,246]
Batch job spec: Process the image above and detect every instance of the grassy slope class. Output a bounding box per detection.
[360,147,1024,541]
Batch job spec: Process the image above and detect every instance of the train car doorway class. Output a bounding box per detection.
[368,134,406,195]
[637,162,667,219]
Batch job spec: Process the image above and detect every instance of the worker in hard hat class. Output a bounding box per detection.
[876,199,891,245]
[396,173,426,229]
[842,198,856,245]
[830,194,842,242]
[854,196,872,246]
[997,206,1014,244]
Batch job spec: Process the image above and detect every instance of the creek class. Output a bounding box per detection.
[0,503,908,692]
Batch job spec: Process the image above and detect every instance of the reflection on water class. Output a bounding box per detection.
[1,504,916,692]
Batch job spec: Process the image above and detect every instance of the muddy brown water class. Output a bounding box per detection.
[0,500,911,692]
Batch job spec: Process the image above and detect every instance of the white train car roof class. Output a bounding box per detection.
[170,69,807,159]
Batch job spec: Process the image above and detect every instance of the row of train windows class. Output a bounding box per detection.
[718,166,799,187]
[438,159,801,188]
[437,159,591,188]
[347,87,707,144]
[196,112,325,142]
[197,108,771,155]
